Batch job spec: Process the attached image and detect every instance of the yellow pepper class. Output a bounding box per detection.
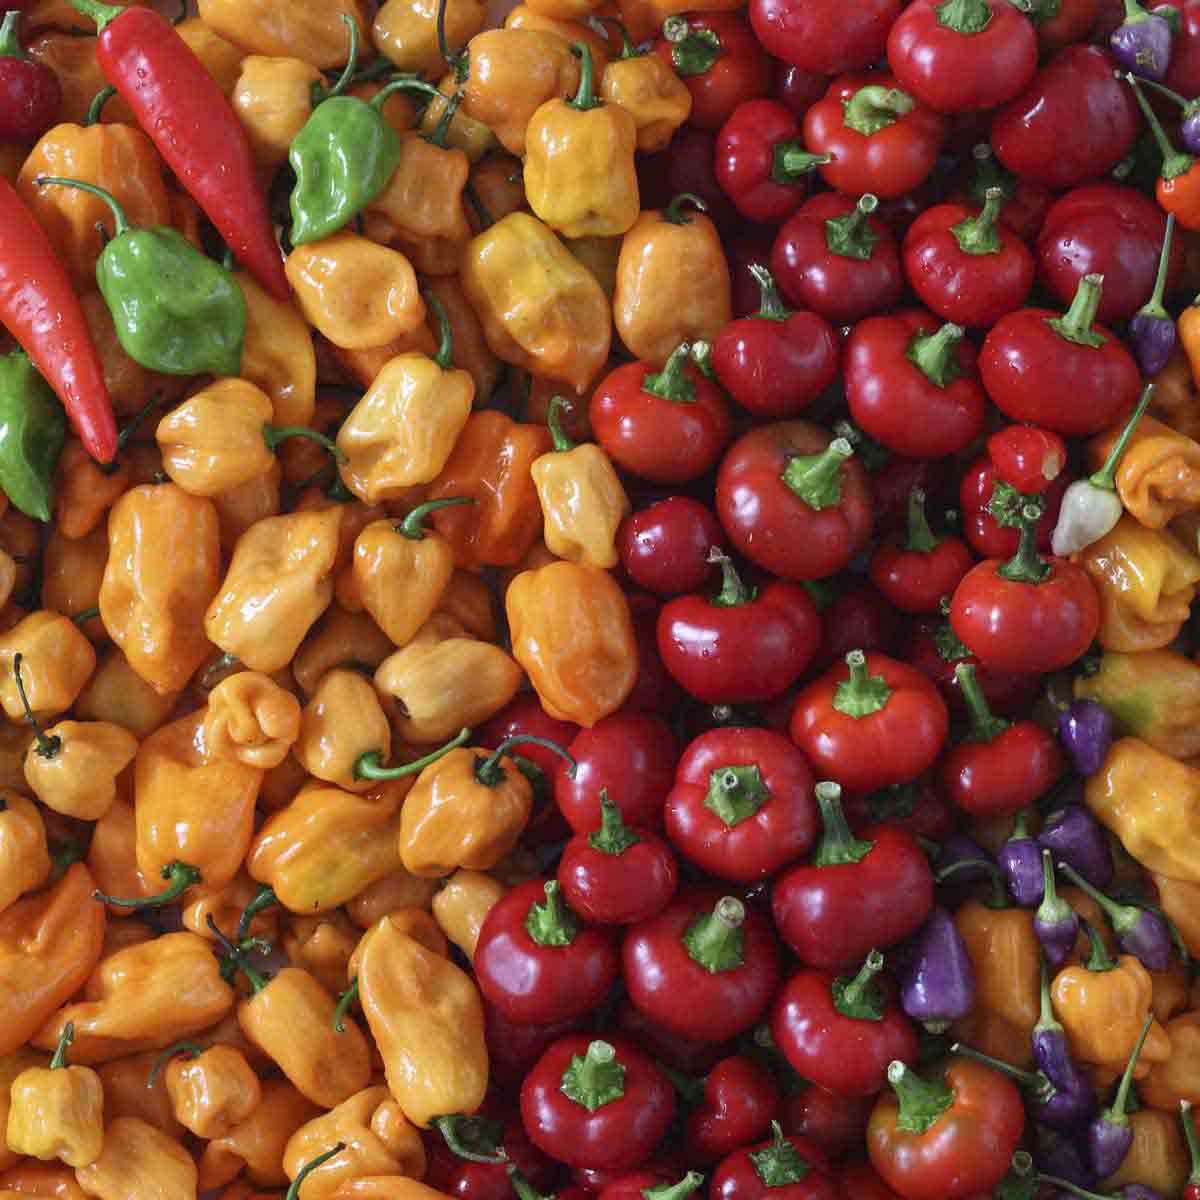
[75,1117,198,1200]
[1103,1108,1190,1197]
[0,792,49,915]
[598,40,691,153]
[524,46,640,240]
[292,668,392,792]
[0,1160,92,1199]
[87,794,150,917]
[347,869,438,930]
[614,198,733,368]
[33,931,234,1064]
[373,0,486,77]
[1087,737,1200,884]
[75,645,179,738]
[6,1025,104,1168]
[1150,344,1200,443]
[176,15,245,95]
[0,613,94,721]
[201,671,301,770]
[181,871,281,950]
[158,1043,262,1141]
[286,233,425,352]
[503,6,611,71]
[196,0,370,69]
[292,606,396,698]
[1140,1010,1200,1108]
[432,869,508,960]
[79,291,163,422]
[232,55,322,167]
[1155,873,1200,956]
[51,441,128,543]
[422,275,501,404]
[461,212,611,394]
[25,32,125,127]
[421,77,498,164]
[467,152,527,229]
[283,911,360,996]
[205,508,341,674]
[283,1086,427,1200]
[0,1048,48,1172]
[506,560,637,726]
[99,484,223,695]
[1087,412,1200,529]
[331,1180,459,1200]
[1076,514,1200,652]
[237,272,318,429]
[42,527,107,641]
[437,570,497,642]
[355,918,489,1127]
[23,719,138,821]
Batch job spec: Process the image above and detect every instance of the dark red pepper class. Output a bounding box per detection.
[0,9,60,141]
[958,456,1069,560]
[709,1122,839,1200]
[986,425,1067,496]
[617,497,725,598]
[748,0,902,76]
[780,1090,875,1163]
[684,1055,781,1165]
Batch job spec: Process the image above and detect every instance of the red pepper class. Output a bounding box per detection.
[780,1090,874,1163]
[709,1122,838,1200]
[663,726,818,883]
[69,0,289,302]
[617,497,726,598]
[0,176,116,463]
[833,1162,903,1200]
[1125,70,1200,233]
[867,1058,1025,1200]
[443,1111,558,1200]
[747,0,901,76]
[640,127,740,234]
[958,456,1069,560]
[842,777,957,844]
[815,582,902,669]
[0,9,60,141]
[867,455,949,536]
[614,1001,727,1077]
[683,1055,780,1164]
[769,952,919,1098]
[1032,0,1100,57]
[597,1171,704,1200]
[944,142,1053,244]
[625,592,686,718]
[484,1000,585,1090]
[985,425,1067,495]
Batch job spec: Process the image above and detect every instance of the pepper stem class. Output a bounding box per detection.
[65,0,124,34]
[955,662,1009,743]
[424,290,455,370]
[887,1062,955,1136]
[643,342,697,402]
[748,1123,812,1187]
[833,649,892,718]
[1057,861,1140,935]
[1138,215,1176,321]
[286,1145,347,1200]
[683,896,746,973]
[935,859,1011,909]
[842,85,915,136]
[332,978,358,1033]
[71,607,100,626]
[83,84,117,126]
[749,263,791,322]
[560,1040,627,1111]
[949,1041,1039,1088]
[0,11,24,59]
[261,425,347,463]
[354,727,471,781]
[507,1169,550,1200]
[49,1022,74,1071]
[906,323,965,389]
[780,437,853,510]
[1080,918,1117,972]
[1135,74,1199,114]
[431,1114,508,1164]
[206,914,269,993]
[1105,1012,1154,1126]
[704,763,769,827]
[825,194,880,260]
[93,860,202,909]
[905,487,940,553]
[313,15,359,104]
[11,654,61,760]
[832,949,886,1021]
[147,1041,203,1086]
[436,0,469,82]
[951,187,1005,256]
[662,192,706,225]
[661,18,721,78]
[397,496,475,540]
[708,548,755,607]
[370,75,442,111]
[236,884,279,944]
[1047,273,1108,348]
[588,790,641,855]
[812,781,874,866]
[936,0,994,32]
[1035,956,1063,1035]
[568,42,600,110]
[546,396,576,452]
[644,1172,705,1200]
[33,177,130,237]
[525,880,579,947]
[476,734,576,787]
[996,505,1051,584]
[427,88,465,150]
[1088,382,1153,492]
[1034,1177,1113,1200]
[1124,73,1198,179]
[1182,1100,1200,1185]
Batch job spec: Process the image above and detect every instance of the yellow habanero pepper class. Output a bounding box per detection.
[99,484,223,695]
[283,910,360,996]
[176,16,245,96]
[422,275,501,404]
[75,645,179,738]
[51,441,128,543]
[531,397,631,569]
[347,869,439,930]
[292,668,393,793]
[461,212,612,394]
[1087,737,1200,884]
[524,45,640,240]
[23,718,138,822]
[331,1180,460,1200]
[0,614,94,720]
[6,1024,104,1168]
[42,527,107,642]
[156,1042,262,1141]
[614,196,734,368]
[1076,514,1200,652]
[421,76,498,164]
[374,0,486,77]
[1149,344,1200,443]
[1087,413,1200,529]
[79,290,165,422]
[1140,1010,1200,1108]
[181,871,281,950]
[432,869,508,960]
[202,671,302,770]
[1155,873,1200,956]
[506,560,638,726]
[287,233,425,352]
[597,29,692,153]
[1103,1108,1190,1197]
[0,1048,47,1172]
[232,56,323,168]
[196,0,371,69]
[237,272,318,429]
[355,918,489,1127]
[283,1086,426,1200]
[504,6,611,73]
[0,791,49,915]
[292,606,396,699]
[75,1117,197,1200]
[205,507,342,674]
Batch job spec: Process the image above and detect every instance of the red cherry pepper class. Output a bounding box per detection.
[770,782,934,970]
[727,233,779,318]
[901,190,1036,329]
[0,10,60,141]
[1160,0,1200,97]
[773,61,829,115]
[68,0,289,302]
[654,12,770,131]
[834,1162,903,1200]
[641,127,740,234]
[622,889,781,1044]
[867,455,949,536]
[554,713,680,835]
[958,457,1069,560]
[484,1000,586,1090]
[575,1156,687,1197]
[949,503,1101,674]
[511,1169,602,1200]
[886,0,1038,114]
[0,177,116,463]
[618,497,725,598]
[979,273,1141,437]
[945,143,1053,244]
[591,342,733,486]
[939,663,1064,817]
[842,777,957,844]
[1030,0,1100,56]
[474,879,620,1026]
[748,0,902,75]
[771,192,905,325]
[803,73,946,199]
[769,951,919,1098]
[780,1089,874,1163]
[711,266,839,419]
[845,310,986,460]
[656,552,822,704]
[614,1000,730,1076]
[520,1035,675,1170]
[868,488,974,615]
[790,650,949,792]
[867,1059,1025,1200]
[625,592,686,718]
[557,793,679,926]
[986,425,1067,495]
[444,1116,558,1200]
[663,726,817,883]
[683,1055,781,1165]
[598,1171,704,1200]
[816,582,902,669]
[716,421,875,582]
[991,45,1139,189]
[709,1123,838,1200]
[715,99,828,225]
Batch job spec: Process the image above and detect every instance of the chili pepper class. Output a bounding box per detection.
[0,352,66,524]
[709,1123,837,1200]
[66,0,287,301]
[988,424,1067,496]
[594,21,690,154]
[1058,863,1173,973]
[0,178,116,464]
[1112,0,1174,79]
[1083,1013,1154,1178]
[0,9,60,141]
[76,1116,199,1198]
[682,1055,779,1165]
[1130,217,1178,377]
[996,811,1044,908]
[1037,850,1083,970]
[1059,701,1116,777]
[0,791,49,916]
[1039,800,1114,891]
[35,177,246,378]
[1130,73,1200,155]
[1034,959,1098,1126]
[1124,71,1200,233]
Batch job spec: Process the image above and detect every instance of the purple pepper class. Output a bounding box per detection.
[898,907,976,1033]
[998,808,1044,907]
[1031,959,1097,1131]
[1036,849,1083,970]
[1035,1127,1096,1191]
[1085,1013,1155,1178]
[1111,0,1175,80]
[1039,803,1114,890]
[1058,861,1174,972]
[1127,214,1178,377]
[1129,61,1200,154]
[1058,700,1116,777]
[933,833,994,884]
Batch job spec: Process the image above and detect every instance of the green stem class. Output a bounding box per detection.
[13,654,62,758]
[1047,273,1107,349]
[1034,1176,1117,1200]
[708,549,755,607]
[955,662,1009,743]
[683,896,746,973]
[748,263,791,322]
[83,84,117,127]
[644,1172,704,1200]
[643,342,696,402]
[1105,1012,1154,1125]
[887,1061,954,1136]
[1080,918,1117,973]
[842,85,915,136]
[936,0,993,32]
[1088,382,1153,492]
[780,437,853,510]
[568,43,600,110]
[905,487,940,553]
[1182,1100,1200,1185]
[704,763,769,827]
[33,177,129,237]
[906,323,964,389]
[833,649,892,718]
[427,88,464,150]
[832,949,886,1021]
[286,1145,347,1200]
[1036,957,1062,1036]
[114,390,162,457]
[996,505,1051,585]
[1136,74,1200,117]
[824,195,880,260]
[949,1041,1040,1089]
[950,187,1005,255]
[262,425,346,463]
[332,978,359,1033]
[354,727,471,781]
[1124,72,1197,180]
[748,1123,812,1187]
[1057,861,1141,936]
[432,1114,508,1164]
[661,1064,705,1106]
[71,607,100,626]
[424,290,455,370]
[312,15,359,104]
[370,75,442,111]
[935,859,1011,909]
[662,192,706,226]
[206,914,269,994]
[147,1041,203,1086]
[507,1169,550,1200]
[0,11,23,59]
[661,18,721,78]
[771,141,829,184]
[525,880,579,947]
[93,861,202,909]
[812,781,873,866]
[65,0,124,35]
[560,1040,626,1111]
[475,734,576,787]
[546,396,575,452]
[436,0,469,82]
[49,1022,74,1071]
[589,790,640,855]
[397,496,475,540]
[1138,214,1176,321]
[236,884,278,945]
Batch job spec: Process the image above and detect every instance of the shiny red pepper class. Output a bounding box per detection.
[710,1123,837,1200]
[985,425,1067,495]
[683,1055,780,1165]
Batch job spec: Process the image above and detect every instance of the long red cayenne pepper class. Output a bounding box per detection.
[68,0,291,302]
[0,177,117,463]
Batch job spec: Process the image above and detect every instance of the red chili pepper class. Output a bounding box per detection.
[0,176,116,463]
[68,0,289,302]
[709,1122,838,1200]
[683,1055,781,1164]
[986,425,1067,495]
[833,1161,903,1200]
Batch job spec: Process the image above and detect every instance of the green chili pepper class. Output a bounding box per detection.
[0,352,67,522]
[34,177,246,378]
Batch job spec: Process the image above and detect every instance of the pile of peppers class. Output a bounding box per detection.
[10,0,1200,1198]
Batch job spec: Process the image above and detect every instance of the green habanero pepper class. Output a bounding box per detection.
[33,177,246,378]
[0,352,67,523]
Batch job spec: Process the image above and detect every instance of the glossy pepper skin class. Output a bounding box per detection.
[709,1126,837,1200]
[75,1115,199,1200]
[0,791,50,915]
[0,351,67,522]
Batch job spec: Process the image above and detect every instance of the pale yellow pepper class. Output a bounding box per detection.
[213,462,284,557]
[283,910,360,996]
[162,1043,262,1141]
[373,0,486,77]
[0,612,93,721]
[291,606,396,699]
[176,16,245,95]
[196,0,371,69]
[347,869,439,930]
[74,646,179,738]
[236,272,317,429]
[0,792,49,915]
[232,56,323,168]
[432,869,508,960]
[599,43,692,153]
[23,720,138,821]
[75,1117,198,1200]
[293,668,392,793]
[202,671,302,770]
